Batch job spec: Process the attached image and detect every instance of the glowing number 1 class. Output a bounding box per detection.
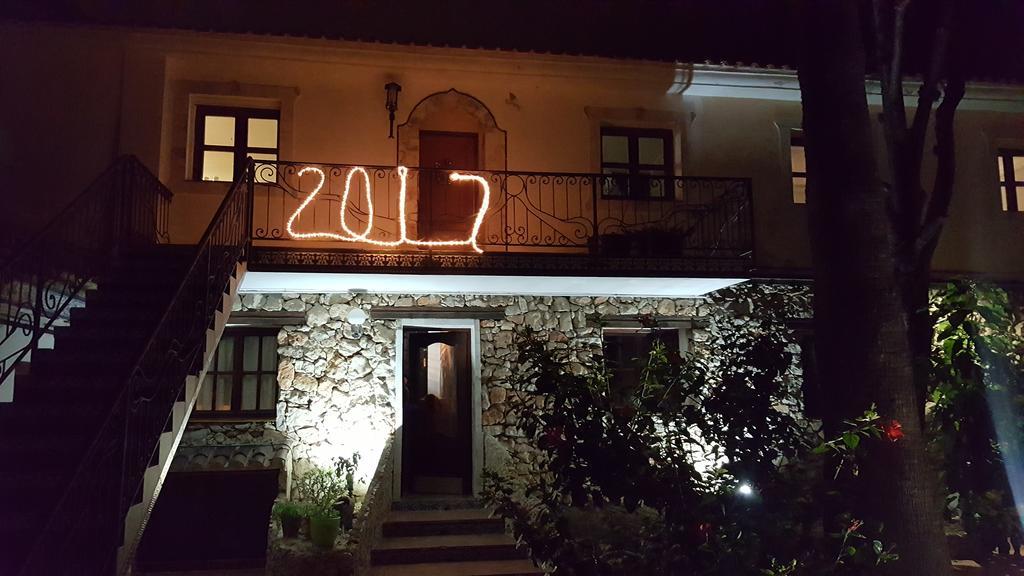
[285,166,491,254]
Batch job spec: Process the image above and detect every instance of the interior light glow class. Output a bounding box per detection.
[286,165,490,253]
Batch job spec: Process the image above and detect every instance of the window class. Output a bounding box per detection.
[998,150,1024,212]
[603,328,682,390]
[193,106,279,183]
[195,330,279,419]
[600,127,674,199]
[790,130,807,204]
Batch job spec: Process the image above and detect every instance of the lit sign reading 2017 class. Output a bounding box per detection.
[285,166,491,254]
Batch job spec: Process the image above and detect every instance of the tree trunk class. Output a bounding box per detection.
[797,1,952,574]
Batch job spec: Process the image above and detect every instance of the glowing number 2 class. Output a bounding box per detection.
[285,166,491,254]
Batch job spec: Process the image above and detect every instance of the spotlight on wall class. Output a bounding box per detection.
[347,307,369,338]
[384,82,402,139]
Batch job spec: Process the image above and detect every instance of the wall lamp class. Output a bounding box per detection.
[385,82,402,138]
[347,307,369,338]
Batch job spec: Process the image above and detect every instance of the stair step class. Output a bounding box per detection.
[371,534,528,566]
[369,559,543,576]
[384,509,504,537]
[391,498,484,512]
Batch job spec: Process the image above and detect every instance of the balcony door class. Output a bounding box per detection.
[418,131,479,243]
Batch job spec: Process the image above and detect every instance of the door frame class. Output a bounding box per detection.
[392,318,482,499]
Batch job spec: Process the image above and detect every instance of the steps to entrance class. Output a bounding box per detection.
[371,502,544,576]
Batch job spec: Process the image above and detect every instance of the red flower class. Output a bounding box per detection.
[882,419,904,442]
[847,519,863,534]
[696,522,714,544]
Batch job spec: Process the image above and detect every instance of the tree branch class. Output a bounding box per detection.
[916,73,965,263]
[907,0,956,227]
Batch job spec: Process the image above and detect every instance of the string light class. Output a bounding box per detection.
[286,165,490,254]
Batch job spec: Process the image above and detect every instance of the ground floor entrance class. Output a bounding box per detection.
[400,326,473,495]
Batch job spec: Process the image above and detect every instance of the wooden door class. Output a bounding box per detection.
[418,131,479,242]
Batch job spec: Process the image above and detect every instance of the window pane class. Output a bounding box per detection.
[638,137,666,165]
[215,375,233,411]
[791,145,806,174]
[259,374,276,410]
[639,169,668,198]
[197,374,213,411]
[261,336,278,372]
[250,153,278,184]
[601,169,629,197]
[216,336,234,371]
[248,118,278,149]
[202,151,234,182]
[204,116,235,146]
[602,135,629,164]
[1014,156,1024,183]
[793,176,807,204]
[241,375,258,411]
[1017,187,1024,212]
[1002,186,1010,211]
[243,336,259,371]
[999,156,1007,183]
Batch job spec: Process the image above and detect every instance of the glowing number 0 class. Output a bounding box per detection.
[285,166,490,254]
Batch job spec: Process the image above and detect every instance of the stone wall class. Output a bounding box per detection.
[210,283,813,499]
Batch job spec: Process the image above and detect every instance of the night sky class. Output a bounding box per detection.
[5,0,1023,82]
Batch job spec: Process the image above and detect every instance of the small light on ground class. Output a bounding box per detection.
[737,483,754,497]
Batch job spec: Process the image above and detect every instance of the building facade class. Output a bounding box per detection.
[2,18,1023,574]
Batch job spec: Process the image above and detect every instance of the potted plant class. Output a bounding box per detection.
[272,500,305,538]
[333,454,361,531]
[296,466,346,549]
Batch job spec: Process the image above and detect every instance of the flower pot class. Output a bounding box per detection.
[280,515,301,538]
[309,514,340,549]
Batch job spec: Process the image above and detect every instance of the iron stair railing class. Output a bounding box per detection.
[16,161,254,575]
[0,156,171,387]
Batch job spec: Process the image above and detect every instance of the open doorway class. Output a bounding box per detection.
[400,327,473,496]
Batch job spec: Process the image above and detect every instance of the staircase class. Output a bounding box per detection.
[370,499,543,576]
[0,156,253,575]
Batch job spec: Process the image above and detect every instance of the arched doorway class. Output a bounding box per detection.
[396,89,507,243]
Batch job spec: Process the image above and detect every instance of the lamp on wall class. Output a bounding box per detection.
[347,307,369,338]
[384,82,402,138]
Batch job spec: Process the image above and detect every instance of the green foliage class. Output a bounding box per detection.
[484,284,895,575]
[272,500,307,520]
[928,281,1024,559]
[333,453,361,500]
[295,466,346,519]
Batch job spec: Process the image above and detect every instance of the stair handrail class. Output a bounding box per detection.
[16,161,253,575]
[0,155,172,385]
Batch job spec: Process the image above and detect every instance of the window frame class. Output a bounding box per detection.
[602,326,684,390]
[998,149,1024,212]
[193,328,280,421]
[599,127,675,200]
[192,105,280,183]
[790,130,807,204]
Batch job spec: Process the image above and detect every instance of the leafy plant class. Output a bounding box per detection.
[482,284,899,575]
[295,466,346,519]
[272,500,307,521]
[333,453,361,500]
[928,281,1024,560]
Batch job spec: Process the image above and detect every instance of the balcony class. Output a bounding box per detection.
[246,161,753,277]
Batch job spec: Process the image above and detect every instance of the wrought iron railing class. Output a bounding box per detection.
[17,162,253,575]
[249,161,753,262]
[0,155,171,388]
